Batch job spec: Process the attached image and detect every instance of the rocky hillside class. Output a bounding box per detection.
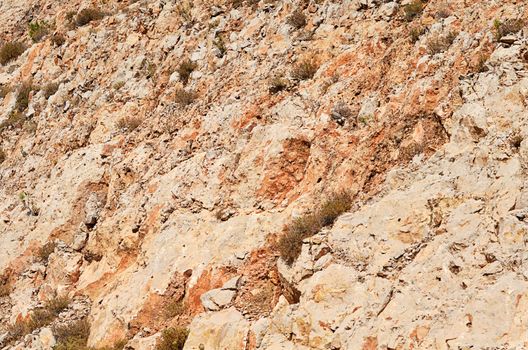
[0,0,527,349]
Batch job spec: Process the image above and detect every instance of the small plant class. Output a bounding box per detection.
[278,191,351,265]
[53,319,91,350]
[291,57,319,81]
[15,82,34,112]
[0,84,10,98]
[268,75,288,94]
[404,1,424,22]
[44,295,70,316]
[409,25,426,43]
[177,59,197,85]
[19,191,39,216]
[0,41,26,65]
[174,88,197,106]
[0,279,10,297]
[37,241,56,263]
[287,10,307,29]
[156,327,189,350]
[43,82,59,99]
[28,21,50,42]
[426,31,457,55]
[75,8,106,27]
[331,101,353,126]
[493,19,525,40]
[475,54,489,73]
[51,33,66,46]
[0,148,5,164]
[116,116,142,131]
[0,111,25,131]
[113,81,125,90]
[176,1,193,24]
[165,299,187,319]
[213,35,227,57]
[435,7,451,19]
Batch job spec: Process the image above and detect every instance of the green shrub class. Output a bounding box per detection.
[404,1,423,22]
[75,8,105,27]
[174,88,197,106]
[0,41,26,65]
[287,10,306,29]
[493,19,524,40]
[278,192,351,265]
[164,299,187,319]
[177,59,197,85]
[156,327,189,350]
[291,57,319,81]
[28,21,50,42]
[53,319,91,350]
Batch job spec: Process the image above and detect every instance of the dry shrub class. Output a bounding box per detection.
[43,82,59,99]
[177,59,197,85]
[426,31,457,55]
[164,299,187,319]
[53,319,91,350]
[287,10,306,29]
[0,111,25,131]
[494,19,525,41]
[404,0,423,22]
[291,57,319,81]
[51,33,66,46]
[15,82,34,112]
[278,192,351,265]
[0,41,26,65]
[174,88,197,106]
[268,75,288,94]
[37,241,56,263]
[75,8,105,27]
[156,327,189,350]
[117,116,142,131]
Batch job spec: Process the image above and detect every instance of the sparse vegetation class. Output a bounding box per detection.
[213,35,227,57]
[287,10,307,29]
[409,26,426,43]
[493,19,525,40]
[404,1,424,22]
[75,8,106,27]
[0,111,25,131]
[269,75,288,94]
[5,296,70,344]
[15,82,34,112]
[176,0,193,24]
[51,33,66,46]
[174,88,197,106]
[116,116,142,132]
[53,319,91,350]
[28,21,50,42]
[43,82,59,99]
[165,299,187,319]
[331,101,353,126]
[0,41,26,65]
[156,327,189,350]
[0,278,10,297]
[291,57,319,81]
[278,191,351,265]
[0,148,5,164]
[37,241,57,263]
[177,59,197,85]
[426,31,457,55]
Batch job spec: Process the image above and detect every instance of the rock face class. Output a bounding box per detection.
[1,0,528,349]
